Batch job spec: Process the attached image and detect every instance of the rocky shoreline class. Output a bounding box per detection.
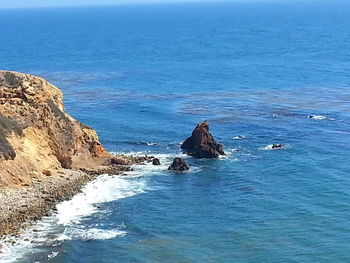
[0,169,93,241]
[0,153,154,245]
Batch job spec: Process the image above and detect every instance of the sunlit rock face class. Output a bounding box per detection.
[0,71,109,187]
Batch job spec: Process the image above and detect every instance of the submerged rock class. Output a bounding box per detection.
[152,158,161,165]
[168,157,189,172]
[181,121,225,158]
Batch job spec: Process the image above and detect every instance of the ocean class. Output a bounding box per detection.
[0,1,350,262]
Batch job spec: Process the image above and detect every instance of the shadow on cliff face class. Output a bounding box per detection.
[0,71,22,88]
[0,116,23,161]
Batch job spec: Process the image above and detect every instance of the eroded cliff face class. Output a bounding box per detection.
[0,71,110,187]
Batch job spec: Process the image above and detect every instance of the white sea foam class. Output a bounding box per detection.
[56,174,147,225]
[260,144,289,151]
[217,148,239,158]
[233,135,246,140]
[111,151,146,156]
[63,227,126,241]
[219,154,229,159]
[308,115,327,120]
[0,172,150,263]
[140,141,157,146]
[82,228,126,240]
[261,144,275,151]
[111,151,174,158]
[47,251,59,260]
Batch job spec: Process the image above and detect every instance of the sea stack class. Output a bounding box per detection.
[181,121,225,158]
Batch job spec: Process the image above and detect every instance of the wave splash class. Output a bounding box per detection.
[0,169,154,263]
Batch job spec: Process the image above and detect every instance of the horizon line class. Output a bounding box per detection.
[0,0,342,11]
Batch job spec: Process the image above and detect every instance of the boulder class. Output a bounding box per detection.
[181,121,225,158]
[152,158,161,165]
[168,157,189,172]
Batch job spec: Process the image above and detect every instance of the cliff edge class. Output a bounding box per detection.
[0,71,109,187]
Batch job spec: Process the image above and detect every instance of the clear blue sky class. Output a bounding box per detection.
[0,0,329,9]
[0,0,228,9]
[0,0,310,9]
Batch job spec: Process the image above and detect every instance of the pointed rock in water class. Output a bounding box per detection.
[152,158,161,165]
[168,157,189,172]
[181,121,225,158]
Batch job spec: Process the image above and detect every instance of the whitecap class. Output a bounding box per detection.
[63,227,126,241]
[140,141,157,146]
[260,144,288,151]
[308,115,327,120]
[233,135,246,140]
[48,251,59,260]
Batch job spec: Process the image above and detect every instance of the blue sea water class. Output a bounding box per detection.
[1,1,350,262]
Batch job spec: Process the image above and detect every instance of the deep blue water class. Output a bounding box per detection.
[1,1,350,262]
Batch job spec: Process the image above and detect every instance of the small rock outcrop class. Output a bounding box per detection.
[152,158,161,165]
[168,157,189,172]
[181,121,225,158]
[271,144,284,150]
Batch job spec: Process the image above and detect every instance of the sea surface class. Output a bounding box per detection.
[1,1,350,262]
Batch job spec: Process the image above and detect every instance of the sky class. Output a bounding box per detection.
[0,0,226,9]
[0,0,333,9]
[0,0,318,9]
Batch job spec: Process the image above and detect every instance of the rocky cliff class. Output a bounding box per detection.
[0,71,110,187]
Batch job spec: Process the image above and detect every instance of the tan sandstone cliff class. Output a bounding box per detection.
[0,71,110,187]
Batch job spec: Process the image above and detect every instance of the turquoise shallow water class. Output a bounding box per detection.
[0,1,350,262]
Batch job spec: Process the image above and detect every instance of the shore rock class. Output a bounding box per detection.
[168,157,189,172]
[0,71,112,187]
[152,158,161,165]
[181,121,225,158]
